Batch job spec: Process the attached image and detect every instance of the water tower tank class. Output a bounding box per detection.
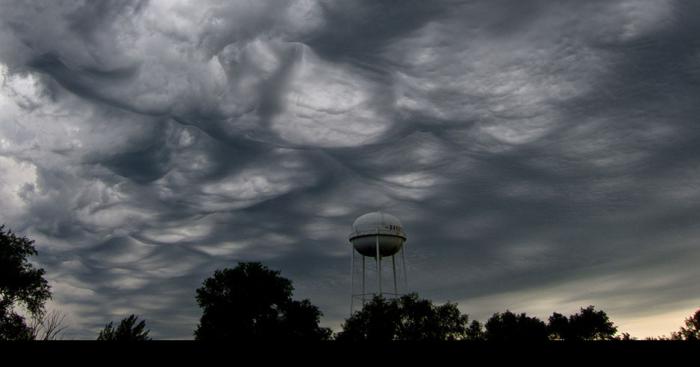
[348,211,407,257]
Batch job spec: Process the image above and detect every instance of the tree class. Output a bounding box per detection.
[547,312,572,340]
[616,332,635,341]
[465,320,485,341]
[568,306,617,340]
[547,306,617,341]
[0,310,33,341]
[671,309,700,341]
[337,296,401,342]
[0,225,51,340]
[336,293,469,341]
[484,311,548,342]
[28,310,69,340]
[97,314,151,341]
[194,262,330,341]
[430,298,469,340]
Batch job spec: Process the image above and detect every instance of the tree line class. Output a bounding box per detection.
[1,225,699,341]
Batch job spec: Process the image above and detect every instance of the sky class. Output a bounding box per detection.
[1,0,699,340]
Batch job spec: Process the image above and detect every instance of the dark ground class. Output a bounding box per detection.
[1,341,697,364]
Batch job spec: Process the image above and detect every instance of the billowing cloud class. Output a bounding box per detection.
[1,0,699,339]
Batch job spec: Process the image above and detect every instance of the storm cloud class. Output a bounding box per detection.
[1,0,699,339]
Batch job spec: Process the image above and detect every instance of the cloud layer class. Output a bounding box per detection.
[1,0,699,338]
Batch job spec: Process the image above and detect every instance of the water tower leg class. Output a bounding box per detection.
[362,255,365,306]
[401,245,408,292]
[376,234,382,296]
[392,254,398,296]
[350,247,354,315]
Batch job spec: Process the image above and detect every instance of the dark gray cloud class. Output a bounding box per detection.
[1,0,699,339]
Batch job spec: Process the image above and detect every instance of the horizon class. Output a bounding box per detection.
[1,0,699,340]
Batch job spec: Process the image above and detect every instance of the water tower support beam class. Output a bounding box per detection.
[401,245,408,292]
[350,246,354,314]
[392,255,398,295]
[376,232,382,296]
[362,255,365,306]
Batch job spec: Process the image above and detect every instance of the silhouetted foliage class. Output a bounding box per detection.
[569,306,617,340]
[337,296,401,342]
[0,225,51,340]
[485,311,548,342]
[547,306,617,340]
[645,335,669,341]
[400,294,467,341]
[97,314,151,341]
[465,320,485,341]
[28,310,69,340]
[0,309,33,340]
[671,309,700,341]
[616,332,635,341]
[279,299,332,340]
[336,293,469,341]
[432,298,469,340]
[547,312,571,340]
[194,262,331,341]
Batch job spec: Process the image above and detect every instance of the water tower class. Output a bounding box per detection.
[348,211,408,314]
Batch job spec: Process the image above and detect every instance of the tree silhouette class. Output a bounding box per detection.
[28,310,69,340]
[465,320,485,341]
[569,306,617,340]
[194,262,330,341]
[0,225,51,340]
[547,306,617,340]
[547,312,571,340]
[336,293,469,341]
[0,311,32,341]
[484,311,548,342]
[279,299,332,340]
[337,296,401,342]
[671,309,700,341]
[97,314,151,341]
[430,297,469,340]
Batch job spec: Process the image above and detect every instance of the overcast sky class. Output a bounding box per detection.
[1,0,699,339]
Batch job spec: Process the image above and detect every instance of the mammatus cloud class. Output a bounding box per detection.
[1,0,699,338]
